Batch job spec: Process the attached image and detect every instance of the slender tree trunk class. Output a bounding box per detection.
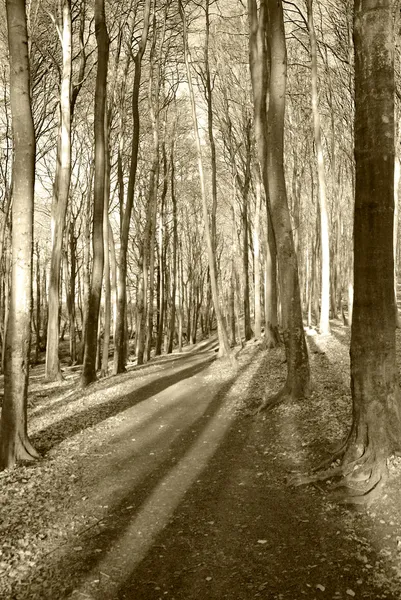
[262,0,310,406]
[179,0,231,359]
[113,0,151,374]
[0,0,39,469]
[248,0,279,347]
[34,243,41,363]
[167,135,177,354]
[45,0,72,381]
[254,178,262,340]
[109,219,117,343]
[101,117,111,377]
[68,222,77,363]
[82,0,109,386]
[307,0,330,335]
[77,165,93,363]
[242,142,253,341]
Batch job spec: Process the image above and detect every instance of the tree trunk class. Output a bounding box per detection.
[0,0,39,469]
[113,0,150,374]
[179,0,231,359]
[341,0,401,501]
[307,0,330,335]
[253,178,262,340]
[262,0,310,405]
[101,117,111,377]
[77,163,93,364]
[45,0,72,381]
[81,0,109,386]
[167,135,177,354]
[248,0,279,348]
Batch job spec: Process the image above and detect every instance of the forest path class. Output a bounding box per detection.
[3,325,401,599]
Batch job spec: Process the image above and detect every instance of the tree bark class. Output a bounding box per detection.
[248,0,279,348]
[179,0,231,359]
[341,0,401,500]
[81,0,109,386]
[307,0,330,335]
[45,0,72,381]
[253,178,262,340]
[113,0,150,374]
[263,0,310,405]
[167,134,177,354]
[0,0,39,469]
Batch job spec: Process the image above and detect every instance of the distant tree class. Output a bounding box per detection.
[307,0,330,335]
[45,0,73,381]
[113,0,151,374]
[179,0,231,358]
[0,0,39,469]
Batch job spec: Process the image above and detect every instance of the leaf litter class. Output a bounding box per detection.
[1,325,401,598]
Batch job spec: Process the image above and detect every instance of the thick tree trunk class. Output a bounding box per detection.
[81,0,109,386]
[342,0,401,500]
[45,0,72,381]
[394,153,401,327]
[0,0,39,469]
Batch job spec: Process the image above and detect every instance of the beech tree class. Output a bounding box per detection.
[81,0,109,386]
[113,0,151,374]
[339,0,400,501]
[45,0,73,381]
[0,0,39,469]
[252,0,310,407]
[179,0,231,359]
[293,0,401,503]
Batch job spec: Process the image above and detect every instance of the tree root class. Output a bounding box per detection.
[309,437,348,473]
[17,433,40,462]
[288,442,388,506]
[256,386,291,414]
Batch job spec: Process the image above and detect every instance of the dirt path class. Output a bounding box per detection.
[3,326,401,599]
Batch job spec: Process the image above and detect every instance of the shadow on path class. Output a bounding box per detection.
[32,351,215,453]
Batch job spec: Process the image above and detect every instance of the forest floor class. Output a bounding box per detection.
[3,321,401,599]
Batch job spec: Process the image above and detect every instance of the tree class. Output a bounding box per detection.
[250,0,310,408]
[248,0,280,348]
[45,0,73,381]
[307,0,330,335]
[293,0,401,504]
[0,0,39,469]
[81,0,109,386]
[179,0,231,359]
[341,0,400,500]
[256,0,310,408]
[113,0,151,374]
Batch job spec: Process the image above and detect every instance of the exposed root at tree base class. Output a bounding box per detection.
[18,434,41,462]
[288,443,389,506]
[256,381,307,414]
